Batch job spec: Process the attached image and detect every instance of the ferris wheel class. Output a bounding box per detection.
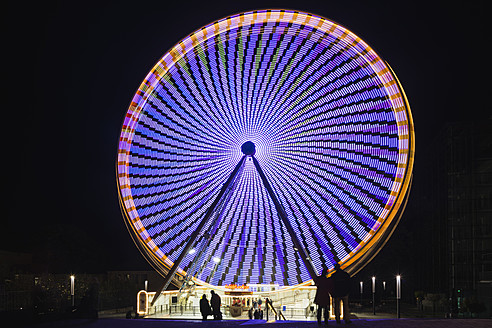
[117,9,414,296]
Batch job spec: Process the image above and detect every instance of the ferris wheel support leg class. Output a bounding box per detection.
[251,156,318,279]
[150,155,247,306]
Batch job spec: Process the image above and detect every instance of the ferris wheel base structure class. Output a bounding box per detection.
[116,9,415,301]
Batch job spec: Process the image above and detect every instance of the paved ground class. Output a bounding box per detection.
[25,317,492,328]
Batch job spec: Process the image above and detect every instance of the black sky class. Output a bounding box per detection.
[4,0,487,275]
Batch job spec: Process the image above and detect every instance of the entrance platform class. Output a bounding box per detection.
[137,284,333,320]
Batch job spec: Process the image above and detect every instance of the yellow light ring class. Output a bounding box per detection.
[116,9,414,286]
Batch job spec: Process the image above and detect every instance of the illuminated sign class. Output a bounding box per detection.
[137,290,148,315]
[225,284,250,290]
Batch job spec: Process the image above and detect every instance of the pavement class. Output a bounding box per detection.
[24,317,492,328]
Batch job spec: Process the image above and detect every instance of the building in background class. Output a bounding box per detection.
[0,251,171,316]
[419,119,492,315]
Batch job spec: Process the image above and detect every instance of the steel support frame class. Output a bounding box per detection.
[251,156,318,279]
[150,155,247,306]
[151,154,317,305]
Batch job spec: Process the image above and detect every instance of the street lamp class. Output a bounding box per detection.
[372,276,376,315]
[360,281,363,306]
[396,275,401,318]
[382,281,386,300]
[70,275,75,307]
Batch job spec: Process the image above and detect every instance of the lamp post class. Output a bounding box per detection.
[360,281,363,306]
[145,280,148,292]
[382,281,386,300]
[372,276,376,315]
[396,275,401,319]
[70,275,75,307]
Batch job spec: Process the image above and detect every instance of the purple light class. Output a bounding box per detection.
[117,10,414,287]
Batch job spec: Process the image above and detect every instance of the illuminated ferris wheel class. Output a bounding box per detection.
[117,9,414,294]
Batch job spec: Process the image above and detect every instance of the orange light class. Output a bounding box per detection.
[224,284,249,290]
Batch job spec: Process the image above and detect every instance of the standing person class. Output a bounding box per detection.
[314,266,331,325]
[210,290,222,320]
[199,294,211,321]
[330,263,352,324]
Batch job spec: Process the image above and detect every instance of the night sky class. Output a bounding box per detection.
[4,0,487,280]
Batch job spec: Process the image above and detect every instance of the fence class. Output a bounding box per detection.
[145,303,314,320]
[0,290,32,312]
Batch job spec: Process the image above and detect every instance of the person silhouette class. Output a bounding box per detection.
[210,290,222,320]
[199,294,211,321]
[314,266,331,325]
[330,263,352,324]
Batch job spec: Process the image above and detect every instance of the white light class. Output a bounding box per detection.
[360,281,363,294]
[189,249,196,255]
[396,275,401,299]
[213,257,221,263]
[70,275,75,296]
[372,276,376,293]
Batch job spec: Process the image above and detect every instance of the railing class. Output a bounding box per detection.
[145,304,228,317]
[265,300,285,320]
[145,303,316,321]
[283,306,314,319]
[142,303,316,320]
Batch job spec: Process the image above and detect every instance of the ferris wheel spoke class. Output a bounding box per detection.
[118,9,414,294]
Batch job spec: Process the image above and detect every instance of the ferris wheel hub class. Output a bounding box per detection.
[241,141,256,156]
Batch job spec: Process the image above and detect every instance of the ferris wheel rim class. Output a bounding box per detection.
[116,9,415,287]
